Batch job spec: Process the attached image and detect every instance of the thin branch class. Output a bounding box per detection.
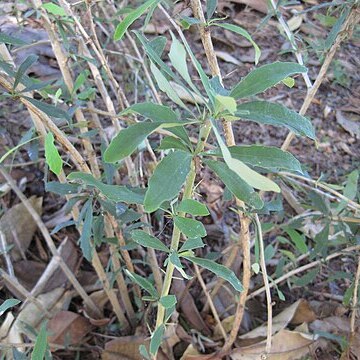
[350,256,360,333]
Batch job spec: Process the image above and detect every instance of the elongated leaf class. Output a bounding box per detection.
[125,269,158,299]
[31,322,48,360]
[150,61,188,109]
[45,181,79,195]
[205,159,264,209]
[169,252,192,279]
[184,256,243,292]
[206,0,217,19]
[150,324,165,355]
[230,62,307,99]
[114,0,158,41]
[179,237,205,252]
[235,101,315,139]
[42,2,66,16]
[174,216,207,238]
[67,172,144,204]
[206,145,303,173]
[23,96,70,120]
[212,121,280,192]
[177,199,209,216]
[79,199,93,261]
[215,23,260,64]
[104,122,160,162]
[44,132,63,176]
[14,55,38,90]
[0,299,21,316]
[0,33,27,46]
[158,136,190,152]
[131,230,170,252]
[144,151,192,212]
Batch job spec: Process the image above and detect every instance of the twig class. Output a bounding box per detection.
[0,168,102,318]
[280,4,360,151]
[350,256,360,333]
[255,214,272,354]
[247,245,360,300]
[194,264,227,341]
[0,231,15,277]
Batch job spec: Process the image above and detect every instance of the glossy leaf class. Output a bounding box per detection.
[205,159,264,209]
[177,199,210,216]
[215,23,260,64]
[230,62,307,99]
[144,151,192,212]
[44,132,63,176]
[125,269,158,299]
[235,101,315,139]
[174,216,207,238]
[131,230,170,252]
[179,237,205,252]
[212,121,280,192]
[0,299,21,316]
[150,324,165,355]
[206,145,303,173]
[67,172,144,204]
[113,0,158,41]
[184,256,243,292]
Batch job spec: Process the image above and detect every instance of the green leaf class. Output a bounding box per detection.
[179,237,205,252]
[169,252,192,279]
[144,151,192,212]
[211,121,280,192]
[13,55,38,90]
[0,33,27,46]
[286,229,308,254]
[0,299,21,316]
[42,2,66,16]
[31,322,48,360]
[104,122,160,162]
[45,181,79,195]
[206,0,217,19]
[292,268,318,286]
[235,101,316,139]
[215,23,261,64]
[158,136,190,152]
[150,324,165,355]
[230,62,307,99]
[67,172,144,204]
[23,96,70,120]
[131,230,170,252]
[149,36,167,56]
[206,145,303,173]
[79,199,93,261]
[177,199,210,216]
[150,61,188,110]
[184,256,243,292]
[174,216,207,238]
[159,295,177,309]
[113,0,159,41]
[215,95,237,115]
[205,159,264,209]
[44,132,63,176]
[139,345,151,360]
[125,269,158,299]
[282,77,295,88]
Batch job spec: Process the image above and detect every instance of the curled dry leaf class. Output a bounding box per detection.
[0,196,42,261]
[336,110,360,139]
[227,0,268,14]
[47,311,93,346]
[231,327,318,360]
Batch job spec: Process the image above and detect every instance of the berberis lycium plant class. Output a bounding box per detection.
[65,1,314,358]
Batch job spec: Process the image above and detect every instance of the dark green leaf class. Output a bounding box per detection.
[206,145,303,173]
[125,269,158,299]
[206,0,217,19]
[179,237,205,252]
[312,224,329,259]
[149,36,167,56]
[150,324,165,355]
[23,96,70,120]
[67,172,144,204]
[44,132,63,176]
[177,199,209,216]
[159,295,177,309]
[184,256,243,292]
[14,55,38,90]
[131,230,170,252]
[174,216,207,238]
[113,0,159,41]
[235,101,315,139]
[286,229,308,254]
[45,181,79,195]
[292,268,318,286]
[144,151,192,212]
[158,136,190,152]
[230,62,307,99]
[79,199,93,261]
[205,159,264,209]
[0,299,21,316]
[31,322,48,360]
[0,33,27,46]
[124,102,179,122]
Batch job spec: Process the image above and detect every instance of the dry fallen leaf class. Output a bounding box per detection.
[228,0,268,13]
[285,15,303,32]
[231,328,318,360]
[47,311,92,346]
[215,51,241,65]
[0,196,42,261]
[336,110,360,139]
